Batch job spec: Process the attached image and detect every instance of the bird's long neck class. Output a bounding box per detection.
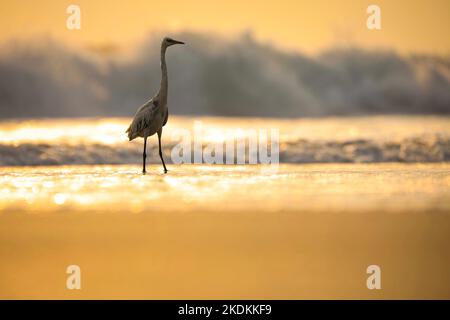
[159,45,168,105]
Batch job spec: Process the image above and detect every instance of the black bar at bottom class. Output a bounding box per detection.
[0,300,447,318]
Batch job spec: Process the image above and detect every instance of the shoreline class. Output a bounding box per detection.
[0,163,449,299]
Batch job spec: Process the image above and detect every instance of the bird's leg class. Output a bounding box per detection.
[157,129,168,174]
[142,136,147,174]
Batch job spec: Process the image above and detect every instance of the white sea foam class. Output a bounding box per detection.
[0,32,449,119]
[0,116,449,166]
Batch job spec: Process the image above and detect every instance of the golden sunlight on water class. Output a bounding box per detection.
[0,164,449,214]
[1,116,449,145]
[1,115,449,166]
[0,163,449,299]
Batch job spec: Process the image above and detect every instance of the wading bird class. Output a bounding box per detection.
[126,37,184,174]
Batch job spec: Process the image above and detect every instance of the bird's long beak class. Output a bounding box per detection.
[173,40,185,45]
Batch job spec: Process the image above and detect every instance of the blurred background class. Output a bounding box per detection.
[0,0,449,119]
[1,0,450,300]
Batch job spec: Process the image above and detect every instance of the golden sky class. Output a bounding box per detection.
[0,0,449,55]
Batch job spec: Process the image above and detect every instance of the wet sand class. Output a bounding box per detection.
[0,164,449,299]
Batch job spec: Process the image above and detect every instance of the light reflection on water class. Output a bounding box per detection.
[1,163,450,299]
[0,116,449,144]
[1,118,450,299]
[0,163,449,214]
[1,116,450,165]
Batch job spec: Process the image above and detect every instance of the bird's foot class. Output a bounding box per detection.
[163,169,168,174]
[142,170,147,175]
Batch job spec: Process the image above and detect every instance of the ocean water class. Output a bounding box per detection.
[1,116,450,299]
[0,115,449,166]
[1,115,449,214]
[0,163,449,299]
[0,163,449,214]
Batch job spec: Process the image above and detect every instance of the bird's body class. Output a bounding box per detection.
[126,37,184,174]
[126,96,168,140]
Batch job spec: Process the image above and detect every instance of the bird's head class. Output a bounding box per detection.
[162,37,185,48]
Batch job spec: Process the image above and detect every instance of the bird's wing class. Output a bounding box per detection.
[126,98,160,140]
[162,108,169,126]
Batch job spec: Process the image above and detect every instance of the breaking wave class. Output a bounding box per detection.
[0,31,449,119]
[0,116,449,166]
[0,135,449,166]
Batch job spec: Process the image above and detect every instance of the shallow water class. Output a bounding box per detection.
[1,163,449,214]
[1,115,450,298]
[1,115,449,165]
[0,163,449,299]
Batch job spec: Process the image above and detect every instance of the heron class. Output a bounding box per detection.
[126,37,184,174]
